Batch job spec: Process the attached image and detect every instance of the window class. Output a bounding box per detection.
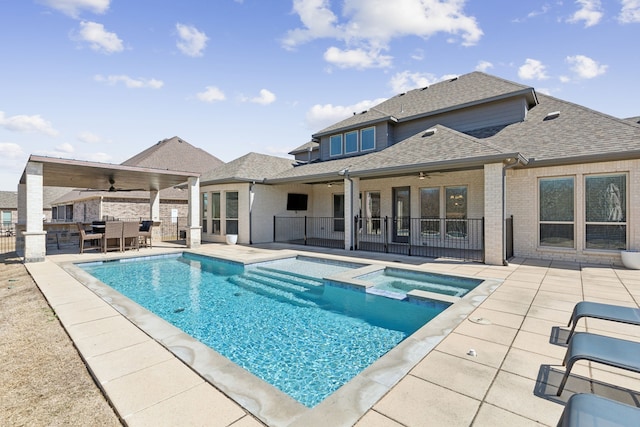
[333,193,344,232]
[2,211,11,229]
[363,191,380,234]
[539,177,574,248]
[201,193,208,233]
[65,205,73,221]
[330,134,342,156]
[345,131,358,153]
[585,174,626,250]
[420,187,440,235]
[212,192,221,235]
[361,127,375,151]
[445,186,467,237]
[225,192,238,235]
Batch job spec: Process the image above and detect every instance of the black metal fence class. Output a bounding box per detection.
[273,216,344,249]
[118,217,189,242]
[0,226,16,255]
[355,216,485,262]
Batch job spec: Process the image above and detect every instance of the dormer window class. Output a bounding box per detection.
[330,134,343,156]
[329,126,375,158]
[345,131,358,154]
[361,127,375,151]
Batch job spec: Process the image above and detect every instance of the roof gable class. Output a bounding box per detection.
[200,152,297,184]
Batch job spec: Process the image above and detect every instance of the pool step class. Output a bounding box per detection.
[254,266,324,288]
[228,275,318,308]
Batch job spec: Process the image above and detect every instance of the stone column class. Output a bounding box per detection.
[186,176,201,248]
[23,161,46,262]
[484,162,504,265]
[343,174,359,251]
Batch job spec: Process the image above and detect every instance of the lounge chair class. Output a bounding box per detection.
[139,220,153,248]
[557,393,640,427]
[566,301,640,343]
[103,221,123,253]
[122,221,139,251]
[556,332,640,396]
[76,222,103,254]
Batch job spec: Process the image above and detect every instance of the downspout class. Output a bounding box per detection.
[339,168,353,250]
[249,181,255,245]
[502,156,524,265]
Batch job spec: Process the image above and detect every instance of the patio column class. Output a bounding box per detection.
[343,173,359,251]
[484,162,504,265]
[186,176,201,248]
[149,190,160,221]
[22,161,46,263]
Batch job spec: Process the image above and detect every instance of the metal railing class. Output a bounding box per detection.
[118,216,189,241]
[355,216,485,262]
[0,225,16,255]
[273,216,345,249]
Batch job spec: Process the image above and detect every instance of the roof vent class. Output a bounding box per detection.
[360,110,367,114]
[421,86,429,91]
[544,111,560,120]
[398,92,405,97]
[423,127,437,136]
[449,77,458,82]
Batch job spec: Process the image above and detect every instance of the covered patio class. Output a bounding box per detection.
[17,155,202,262]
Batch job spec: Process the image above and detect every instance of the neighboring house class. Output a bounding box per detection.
[50,136,224,224]
[2,187,70,229]
[200,71,640,266]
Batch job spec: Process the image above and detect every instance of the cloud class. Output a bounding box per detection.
[250,89,277,105]
[0,142,25,159]
[176,23,208,57]
[55,142,75,153]
[475,60,493,72]
[94,74,164,88]
[306,97,387,130]
[0,111,59,136]
[40,0,110,18]
[324,46,392,69]
[283,0,482,69]
[619,0,640,23]
[389,71,457,93]
[566,54,607,79]
[518,58,548,80]
[196,86,226,103]
[77,131,102,143]
[567,0,603,27]
[76,21,123,53]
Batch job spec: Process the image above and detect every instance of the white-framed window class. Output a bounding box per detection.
[345,131,358,154]
[585,173,626,250]
[212,192,221,235]
[333,193,344,232]
[362,191,381,234]
[420,187,440,236]
[201,193,208,233]
[539,176,575,248]
[330,134,343,156]
[225,192,238,235]
[361,127,375,151]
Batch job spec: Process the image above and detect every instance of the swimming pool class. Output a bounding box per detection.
[78,252,449,408]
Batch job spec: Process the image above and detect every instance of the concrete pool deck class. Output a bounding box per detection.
[26,243,640,426]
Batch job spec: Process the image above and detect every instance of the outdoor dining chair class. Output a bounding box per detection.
[76,222,103,254]
[103,221,123,253]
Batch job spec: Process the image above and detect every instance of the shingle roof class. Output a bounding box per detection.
[200,152,298,184]
[121,136,224,173]
[313,72,537,136]
[288,141,319,155]
[624,116,640,126]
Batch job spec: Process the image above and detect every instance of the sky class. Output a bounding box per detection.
[1,0,639,191]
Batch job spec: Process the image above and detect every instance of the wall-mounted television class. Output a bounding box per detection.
[286,193,308,211]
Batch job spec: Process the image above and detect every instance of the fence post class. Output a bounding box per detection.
[353,215,358,250]
[304,216,307,245]
[384,216,388,253]
[273,216,276,242]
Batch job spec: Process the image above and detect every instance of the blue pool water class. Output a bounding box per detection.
[360,267,483,297]
[79,253,449,407]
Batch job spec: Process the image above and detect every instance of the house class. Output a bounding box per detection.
[199,71,639,266]
[49,136,224,228]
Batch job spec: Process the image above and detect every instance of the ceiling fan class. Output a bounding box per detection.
[80,178,146,193]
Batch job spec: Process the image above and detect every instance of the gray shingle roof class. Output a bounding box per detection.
[200,152,298,184]
[288,141,319,155]
[121,136,224,173]
[313,72,537,136]
[624,116,640,126]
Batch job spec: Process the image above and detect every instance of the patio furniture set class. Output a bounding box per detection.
[77,220,153,254]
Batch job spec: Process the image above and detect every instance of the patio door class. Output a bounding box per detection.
[393,187,410,243]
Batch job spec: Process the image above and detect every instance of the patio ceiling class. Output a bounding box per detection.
[21,155,199,192]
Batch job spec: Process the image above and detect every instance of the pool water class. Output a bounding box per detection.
[360,267,483,297]
[79,253,449,408]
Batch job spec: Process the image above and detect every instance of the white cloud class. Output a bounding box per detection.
[55,142,75,153]
[566,54,607,79]
[389,71,457,93]
[77,131,102,143]
[475,60,494,72]
[518,58,549,80]
[0,142,25,159]
[306,97,387,130]
[567,0,603,27]
[94,74,164,89]
[40,0,110,18]
[283,0,482,69]
[196,86,226,103]
[250,89,277,105]
[324,46,392,69]
[176,23,208,57]
[77,21,123,54]
[619,0,640,23]
[0,111,59,136]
